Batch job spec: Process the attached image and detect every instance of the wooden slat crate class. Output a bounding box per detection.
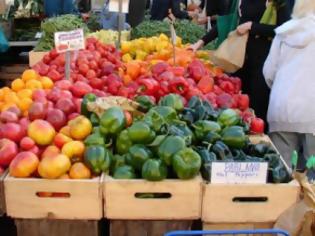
[4,176,103,219]
[104,176,202,220]
[0,171,7,216]
[15,219,99,236]
[202,135,300,224]
[29,50,48,67]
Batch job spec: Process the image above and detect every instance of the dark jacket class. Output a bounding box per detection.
[150,0,189,21]
[200,0,231,17]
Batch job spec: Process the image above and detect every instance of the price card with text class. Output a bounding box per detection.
[54,29,85,53]
[211,162,268,184]
[108,0,130,13]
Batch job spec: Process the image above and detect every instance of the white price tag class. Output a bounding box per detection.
[54,29,85,53]
[108,0,130,13]
[35,32,42,39]
[211,162,268,184]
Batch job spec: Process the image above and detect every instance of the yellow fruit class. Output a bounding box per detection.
[40,76,54,89]
[159,33,169,41]
[22,69,39,82]
[0,87,11,101]
[11,79,25,92]
[69,162,91,179]
[121,41,132,54]
[135,50,147,61]
[17,89,33,99]
[4,92,19,105]
[18,98,33,112]
[25,80,43,90]
[122,53,133,63]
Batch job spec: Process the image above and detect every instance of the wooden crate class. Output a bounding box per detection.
[15,219,99,236]
[29,50,48,67]
[4,175,103,219]
[202,135,300,223]
[104,176,202,220]
[0,171,7,216]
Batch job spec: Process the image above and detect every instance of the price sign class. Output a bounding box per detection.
[54,29,85,53]
[211,162,268,184]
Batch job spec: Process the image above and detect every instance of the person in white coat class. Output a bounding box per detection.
[263,0,315,170]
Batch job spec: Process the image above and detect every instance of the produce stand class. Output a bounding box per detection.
[202,135,300,232]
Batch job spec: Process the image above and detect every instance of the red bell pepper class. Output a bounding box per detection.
[197,76,214,94]
[137,78,159,96]
[169,77,189,95]
[237,94,250,111]
[219,81,235,94]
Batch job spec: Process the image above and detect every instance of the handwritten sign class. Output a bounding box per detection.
[109,0,130,13]
[211,162,268,184]
[54,29,84,53]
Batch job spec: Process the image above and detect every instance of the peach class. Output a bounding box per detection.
[68,115,92,140]
[28,120,56,145]
[61,141,85,163]
[38,154,71,179]
[54,133,73,149]
[41,145,60,159]
[9,151,39,178]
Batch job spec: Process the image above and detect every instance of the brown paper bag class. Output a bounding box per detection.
[210,30,249,73]
[274,172,315,236]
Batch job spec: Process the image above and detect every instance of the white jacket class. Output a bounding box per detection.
[263,15,315,134]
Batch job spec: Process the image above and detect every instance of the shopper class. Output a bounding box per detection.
[190,0,290,128]
[198,0,231,25]
[263,0,315,167]
[150,0,197,21]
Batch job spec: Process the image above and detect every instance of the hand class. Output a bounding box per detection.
[237,22,252,35]
[197,16,208,25]
[188,40,204,52]
[188,11,198,19]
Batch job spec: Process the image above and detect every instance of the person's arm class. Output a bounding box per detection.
[250,2,291,37]
[190,26,218,51]
[263,36,281,88]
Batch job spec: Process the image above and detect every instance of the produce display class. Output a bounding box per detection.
[0,33,289,183]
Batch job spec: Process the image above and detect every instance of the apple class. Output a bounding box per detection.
[60,90,73,100]
[28,120,56,146]
[0,123,24,142]
[47,88,61,103]
[68,113,80,121]
[0,138,18,167]
[46,109,67,131]
[28,145,40,156]
[55,80,72,90]
[20,137,36,151]
[0,111,18,123]
[32,89,46,101]
[55,98,76,116]
[28,102,47,121]
[19,117,30,134]
[6,106,22,118]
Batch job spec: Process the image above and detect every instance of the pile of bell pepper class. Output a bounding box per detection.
[81,93,289,183]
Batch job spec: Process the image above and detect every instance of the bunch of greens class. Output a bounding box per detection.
[35,14,89,51]
[131,20,206,44]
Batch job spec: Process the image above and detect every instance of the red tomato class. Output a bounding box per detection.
[47,69,62,81]
[86,70,97,80]
[89,60,98,70]
[250,118,265,134]
[89,78,104,89]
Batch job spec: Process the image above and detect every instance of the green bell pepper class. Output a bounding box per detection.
[172,148,202,179]
[211,141,233,160]
[158,94,184,112]
[81,93,97,117]
[143,109,165,132]
[110,154,126,174]
[193,120,221,140]
[196,147,217,181]
[100,107,126,136]
[116,130,133,155]
[128,144,153,171]
[264,153,280,169]
[135,95,156,112]
[113,165,136,179]
[148,106,178,123]
[218,109,240,128]
[84,130,105,147]
[158,136,186,166]
[272,162,290,183]
[127,121,156,144]
[222,126,247,149]
[203,131,221,145]
[90,113,100,127]
[84,145,111,175]
[168,121,195,145]
[142,159,168,181]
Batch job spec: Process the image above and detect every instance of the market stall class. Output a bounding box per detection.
[0,1,305,235]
